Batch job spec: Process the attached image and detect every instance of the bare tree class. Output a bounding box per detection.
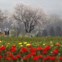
[0,10,7,22]
[12,4,48,36]
[0,10,7,30]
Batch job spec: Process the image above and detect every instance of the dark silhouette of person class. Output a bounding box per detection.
[4,28,9,36]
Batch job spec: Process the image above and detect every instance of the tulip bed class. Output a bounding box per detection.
[0,37,62,62]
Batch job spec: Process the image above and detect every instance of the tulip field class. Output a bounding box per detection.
[0,37,62,62]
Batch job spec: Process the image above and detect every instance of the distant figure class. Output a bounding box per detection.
[4,28,9,36]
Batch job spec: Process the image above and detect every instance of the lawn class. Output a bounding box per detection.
[0,37,62,62]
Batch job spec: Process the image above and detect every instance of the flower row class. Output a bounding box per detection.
[0,43,62,62]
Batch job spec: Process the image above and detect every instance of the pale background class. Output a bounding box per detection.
[0,0,62,16]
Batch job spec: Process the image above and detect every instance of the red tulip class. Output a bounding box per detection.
[11,46,17,52]
[30,47,37,53]
[16,54,21,59]
[37,47,43,51]
[12,55,18,61]
[0,55,2,60]
[43,56,50,61]
[33,56,39,61]
[43,46,51,54]
[30,47,37,56]
[9,53,14,58]
[21,47,28,53]
[53,49,59,55]
[38,55,43,59]
[23,54,32,61]
[26,54,32,59]
[44,46,51,51]
[59,57,62,61]
[0,46,6,51]
[31,52,36,56]
[50,56,56,61]
[43,50,48,54]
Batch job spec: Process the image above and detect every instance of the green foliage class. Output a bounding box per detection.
[0,37,62,47]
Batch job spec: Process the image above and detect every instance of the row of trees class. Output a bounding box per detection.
[0,4,49,37]
[41,26,62,36]
[0,4,62,37]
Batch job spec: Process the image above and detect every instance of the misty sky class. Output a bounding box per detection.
[0,0,62,16]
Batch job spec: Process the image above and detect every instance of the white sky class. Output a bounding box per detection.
[0,0,62,16]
